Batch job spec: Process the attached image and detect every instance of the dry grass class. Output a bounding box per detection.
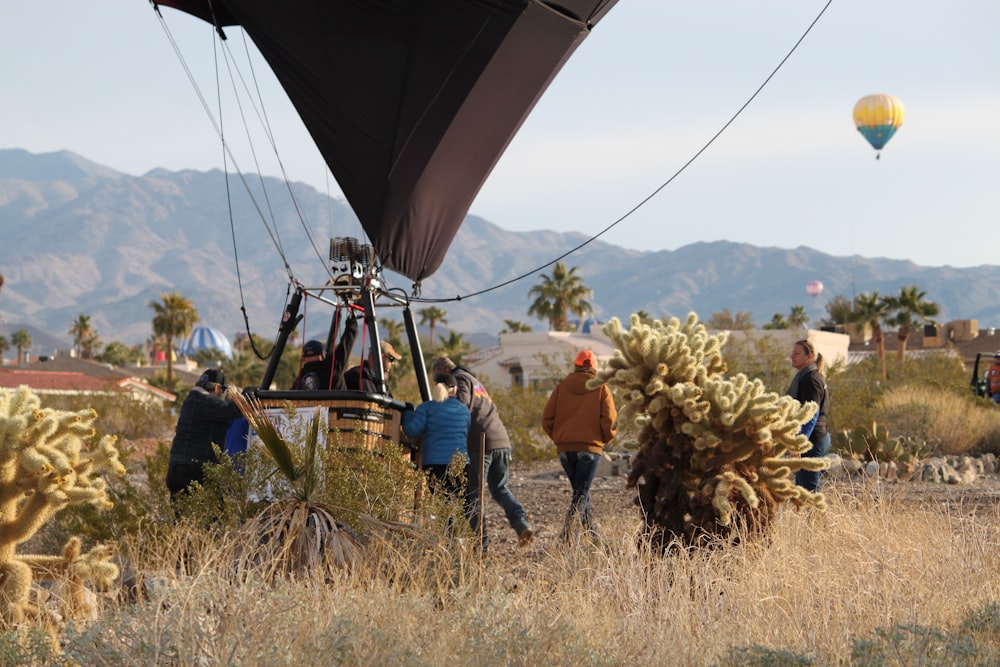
[25,478,1000,666]
[879,384,1000,455]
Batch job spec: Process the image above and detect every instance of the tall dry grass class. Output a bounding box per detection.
[32,479,1000,666]
[879,384,1000,455]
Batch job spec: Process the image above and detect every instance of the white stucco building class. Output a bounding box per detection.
[463,326,850,390]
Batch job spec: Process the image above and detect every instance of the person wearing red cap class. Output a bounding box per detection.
[542,348,618,542]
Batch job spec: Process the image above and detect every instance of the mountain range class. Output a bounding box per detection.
[2,148,999,353]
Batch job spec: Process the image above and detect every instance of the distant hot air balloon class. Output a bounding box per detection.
[853,94,905,159]
[805,280,824,298]
[180,326,234,358]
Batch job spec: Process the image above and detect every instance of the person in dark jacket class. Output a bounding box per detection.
[430,356,534,550]
[292,314,358,390]
[166,368,244,504]
[343,340,401,396]
[787,338,831,492]
[542,349,617,541]
[402,376,473,533]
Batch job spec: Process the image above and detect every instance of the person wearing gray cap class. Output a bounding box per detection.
[166,368,243,506]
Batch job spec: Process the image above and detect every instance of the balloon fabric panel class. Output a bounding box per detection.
[153,0,619,282]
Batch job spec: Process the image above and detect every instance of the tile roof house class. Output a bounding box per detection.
[0,356,176,403]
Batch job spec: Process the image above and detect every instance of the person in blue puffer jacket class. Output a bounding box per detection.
[402,375,472,531]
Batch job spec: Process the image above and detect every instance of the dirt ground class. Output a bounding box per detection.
[478,457,634,557]
[480,457,1000,562]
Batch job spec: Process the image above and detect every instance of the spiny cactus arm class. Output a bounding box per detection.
[22,540,118,588]
[710,472,761,527]
[0,490,62,548]
[787,486,827,510]
[77,435,126,478]
[0,388,42,448]
[22,407,98,453]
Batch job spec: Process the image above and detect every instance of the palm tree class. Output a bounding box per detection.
[69,313,100,359]
[0,336,8,365]
[11,329,31,365]
[762,313,788,330]
[378,318,406,347]
[851,291,890,379]
[229,392,362,575]
[787,305,809,330]
[527,262,593,331]
[418,307,447,351]
[149,292,199,390]
[885,285,941,365]
[500,319,532,334]
[436,331,471,364]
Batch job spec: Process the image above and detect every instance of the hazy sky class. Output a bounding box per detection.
[4,1,998,269]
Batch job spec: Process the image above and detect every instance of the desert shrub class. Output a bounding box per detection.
[828,353,971,437]
[849,620,995,666]
[40,393,174,442]
[721,330,792,391]
[322,431,429,532]
[0,627,55,666]
[718,645,814,666]
[878,385,1000,456]
[490,384,554,462]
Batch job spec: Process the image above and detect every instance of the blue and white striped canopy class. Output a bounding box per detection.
[180,326,233,358]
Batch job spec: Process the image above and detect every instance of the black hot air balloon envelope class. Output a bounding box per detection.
[153,0,619,282]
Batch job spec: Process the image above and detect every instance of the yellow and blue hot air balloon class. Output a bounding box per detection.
[853,93,905,159]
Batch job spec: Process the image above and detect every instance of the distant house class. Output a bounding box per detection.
[0,357,176,404]
[464,327,851,390]
[847,319,1000,370]
[464,330,617,390]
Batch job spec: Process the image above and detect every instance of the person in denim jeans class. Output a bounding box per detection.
[787,339,831,492]
[542,350,618,542]
[430,356,534,552]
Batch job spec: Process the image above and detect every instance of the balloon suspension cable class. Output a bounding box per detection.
[409,0,834,305]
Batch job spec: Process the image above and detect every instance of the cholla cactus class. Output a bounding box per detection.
[0,386,124,627]
[596,314,828,550]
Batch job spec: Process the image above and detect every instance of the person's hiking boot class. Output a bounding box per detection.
[517,526,534,547]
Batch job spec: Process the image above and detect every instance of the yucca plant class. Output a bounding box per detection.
[229,390,363,577]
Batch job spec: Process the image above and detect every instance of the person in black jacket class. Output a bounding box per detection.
[292,315,358,390]
[166,368,243,504]
[787,338,831,492]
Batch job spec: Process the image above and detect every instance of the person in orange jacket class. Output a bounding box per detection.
[542,349,617,542]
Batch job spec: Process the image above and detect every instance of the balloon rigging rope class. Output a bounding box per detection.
[412,0,834,305]
[154,7,345,358]
[154,6,340,287]
[225,29,337,282]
